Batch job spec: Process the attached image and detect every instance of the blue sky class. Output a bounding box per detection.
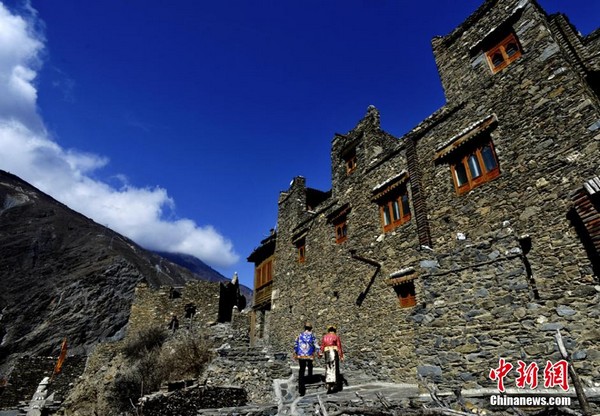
[0,0,597,289]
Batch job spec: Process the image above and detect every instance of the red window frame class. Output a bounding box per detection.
[379,188,411,233]
[486,33,522,73]
[334,220,347,244]
[450,140,500,195]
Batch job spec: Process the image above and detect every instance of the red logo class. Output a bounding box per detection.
[543,360,569,391]
[489,358,513,392]
[489,359,569,391]
[515,360,539,389]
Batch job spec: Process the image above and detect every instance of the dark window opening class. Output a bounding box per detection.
[344,148,357,174]
[585,71,600,100]
[491,52,504,67]
[505,42,518,57]
[169,287,182,299]
[393,281,416,308]
[296,238,306,263]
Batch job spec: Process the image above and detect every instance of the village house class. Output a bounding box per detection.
[248,0,600,389]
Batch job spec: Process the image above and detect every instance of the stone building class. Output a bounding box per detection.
[248,0,600,389]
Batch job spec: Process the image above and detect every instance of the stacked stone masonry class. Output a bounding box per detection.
[249,0,600,391]
[128,281,220,334]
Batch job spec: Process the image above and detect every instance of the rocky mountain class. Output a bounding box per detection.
[0,170,221,375]
[153,251,228,283]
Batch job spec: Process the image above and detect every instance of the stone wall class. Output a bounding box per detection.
[414,0,600,387]
[200,345,291,405]
[433,0,538,104]
[268,110,421,383]
[128,280,221,333]
[414,229,599,389]
[585,30,600,70]
[260,0,600,391]
[140,386,248,416]
[127,280,260,398]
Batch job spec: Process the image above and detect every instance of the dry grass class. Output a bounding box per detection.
[111,324,212,412]
[162,332,213,380]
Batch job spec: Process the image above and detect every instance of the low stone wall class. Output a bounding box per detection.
[140,386,248,416]
[59,283,253,415]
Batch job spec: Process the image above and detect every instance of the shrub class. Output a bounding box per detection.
[162,333,213,380]
[112,349,167,411]
[121,325,168,359]
[111,324,213,412]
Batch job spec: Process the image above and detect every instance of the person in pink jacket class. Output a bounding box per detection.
[319,325,344,393]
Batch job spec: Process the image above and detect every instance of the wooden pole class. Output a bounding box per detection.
[554,329,591,416]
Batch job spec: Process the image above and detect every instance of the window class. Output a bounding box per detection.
[379,187,411,232]
[255,258,273,288]
[327,203,350,245]
[386,270,417,309]
[334,220,347,244]
[394,281,416,308]
[486,33,522,73]
[344,148,357,174]
[450,140,500,194]
[296,238,306,263]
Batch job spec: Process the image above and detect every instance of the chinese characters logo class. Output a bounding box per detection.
[489,359,569,392]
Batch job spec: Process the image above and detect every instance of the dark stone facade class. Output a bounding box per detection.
[249,0,600,390]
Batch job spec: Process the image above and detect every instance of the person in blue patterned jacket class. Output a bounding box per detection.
[293,322,318,396]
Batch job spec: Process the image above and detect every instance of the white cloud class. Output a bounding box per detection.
[0,3,239,268]
[0,3,44,131]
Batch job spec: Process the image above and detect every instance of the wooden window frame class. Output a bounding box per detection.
[486,33,522,73]
[254,257,273,289]
[379,187,411,233]
[450,139,500,195]
[334,220,348,244]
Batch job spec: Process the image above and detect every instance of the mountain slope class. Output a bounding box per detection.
[154,251,228,283]
[0,170,202,373]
